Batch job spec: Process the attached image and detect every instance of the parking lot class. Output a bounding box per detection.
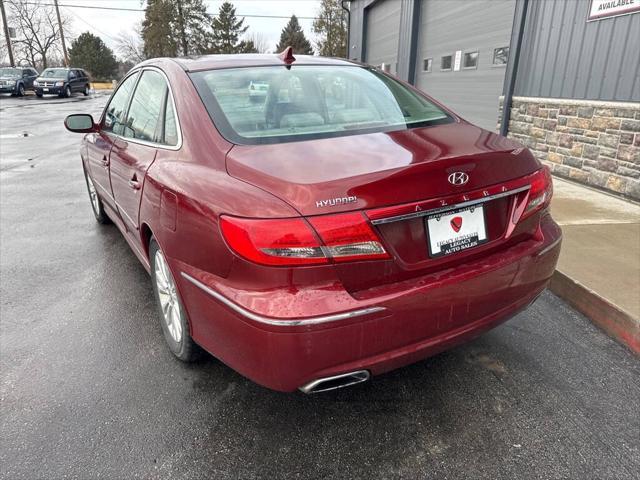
[1,93,639,479]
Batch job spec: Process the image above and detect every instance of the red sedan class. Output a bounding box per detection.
[64,51,561,393]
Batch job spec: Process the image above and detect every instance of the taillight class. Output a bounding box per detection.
[307,212,389,263]
[220,216,326,266]
[522,167,553,219]
[220,212,389,266]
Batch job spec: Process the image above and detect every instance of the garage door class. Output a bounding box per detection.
[415,0,516,130]
[365,0,402,74]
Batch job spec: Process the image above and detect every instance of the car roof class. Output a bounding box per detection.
[145,53,359,72]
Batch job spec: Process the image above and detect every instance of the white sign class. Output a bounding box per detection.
[453,50,462,71]
[588,0,640,20]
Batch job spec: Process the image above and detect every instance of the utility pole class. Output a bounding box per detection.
[0,0,15,67]
[53,0,68,66]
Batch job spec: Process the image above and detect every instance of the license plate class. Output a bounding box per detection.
[426,205,488,258]
[43,88,49,92]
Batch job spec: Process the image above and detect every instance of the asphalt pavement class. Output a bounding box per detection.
[1,93,639,480]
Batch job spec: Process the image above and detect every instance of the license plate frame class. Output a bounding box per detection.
[425,204,488,258]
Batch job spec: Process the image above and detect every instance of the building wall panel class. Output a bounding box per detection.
[414,0,516,130]
[515,0,640,102]
[365,0,402,73]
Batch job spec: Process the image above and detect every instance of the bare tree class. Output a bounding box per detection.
[116,23,146,63]
[7,0,69,69]
[244,32,270,53]
[0,36,8,65]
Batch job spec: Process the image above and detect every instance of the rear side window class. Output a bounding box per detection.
[190,65,452,145]
[103,72,139,135]
[162,94,179,146]
[123,70,167,142]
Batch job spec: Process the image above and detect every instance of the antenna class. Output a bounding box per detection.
[278,46,296,65]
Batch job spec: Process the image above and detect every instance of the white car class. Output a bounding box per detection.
[248,81,269,102]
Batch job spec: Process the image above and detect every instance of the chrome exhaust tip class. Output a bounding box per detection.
[299,370,370,394]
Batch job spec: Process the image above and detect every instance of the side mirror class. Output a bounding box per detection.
[64,114,96,133]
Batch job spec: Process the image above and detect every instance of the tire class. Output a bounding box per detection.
[83,167,111,224]
[36,91,43,98]
[150,239,200,362]
[62,85,71,98]
[17,83,25,96]
[83,84,90,96]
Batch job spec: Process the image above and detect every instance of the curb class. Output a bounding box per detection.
[549,270,640,355]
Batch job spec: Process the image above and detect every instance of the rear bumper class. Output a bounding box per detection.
[177,214,562,392]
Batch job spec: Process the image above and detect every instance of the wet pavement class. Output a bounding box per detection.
[1,93,639,480]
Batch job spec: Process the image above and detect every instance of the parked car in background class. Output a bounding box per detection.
[63,52,561,394]
[248,80,269,102]
[34,68,90,98]
[0,67,39,96]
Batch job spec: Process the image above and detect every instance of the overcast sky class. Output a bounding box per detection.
[58,0,322,57]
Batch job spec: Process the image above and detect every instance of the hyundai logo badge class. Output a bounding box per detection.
[448,172,469,186]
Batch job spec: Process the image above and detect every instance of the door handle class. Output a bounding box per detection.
[128,178,141,190]
[100,155,109,166]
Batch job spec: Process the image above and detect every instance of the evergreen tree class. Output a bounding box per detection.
[174,0,212,56]
[209,2,249,54]
[237,40,258,54]
[275,15,314,55]
[142,0,211,58]
[68,32,118,81]
[313,0,347,57]
[142,0,178,58]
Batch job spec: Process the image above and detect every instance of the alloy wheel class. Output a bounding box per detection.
[154,249,183,343]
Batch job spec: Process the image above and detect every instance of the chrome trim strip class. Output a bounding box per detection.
[535,235,562,257]
[93,179,115,203]
[114,200,137,228]
[370,185,531,225]
[180,272,386,327]
[299,370,370,394]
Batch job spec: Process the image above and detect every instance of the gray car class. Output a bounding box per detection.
[0,67,39,96]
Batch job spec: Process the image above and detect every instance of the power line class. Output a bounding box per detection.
[62,5,119,43]
[20,1,320,19]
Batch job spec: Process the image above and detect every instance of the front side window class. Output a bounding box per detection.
[190,65,452,145]
[123,70,167,142]
[102,72,139,134]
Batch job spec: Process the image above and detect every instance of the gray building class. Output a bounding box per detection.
[345,0,640,200]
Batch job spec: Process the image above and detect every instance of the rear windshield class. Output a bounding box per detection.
[41,68,68,78]
[190,65,453,145]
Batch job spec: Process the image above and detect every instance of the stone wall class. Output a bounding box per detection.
[498,96,640,200]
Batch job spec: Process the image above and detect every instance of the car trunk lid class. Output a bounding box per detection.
[226,122,543,291]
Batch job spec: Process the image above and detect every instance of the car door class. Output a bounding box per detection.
[86,71,139,210]
[70,70,80,91]
[21,69,33,88]
[76,70,87,91]
[109,69,168,234]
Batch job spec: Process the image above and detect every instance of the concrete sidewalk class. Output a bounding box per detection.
[549,177,640,353]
